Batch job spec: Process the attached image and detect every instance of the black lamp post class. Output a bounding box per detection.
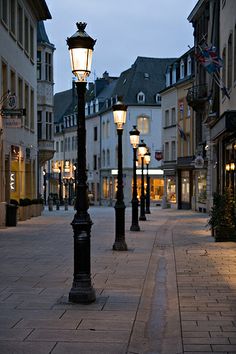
[144,150,151,214]
[138,139,147,221]
[129,126,140,231]
[113,99,127,251]
[67,22,96,303]
[43,169,47,205]
[58,166,62,204]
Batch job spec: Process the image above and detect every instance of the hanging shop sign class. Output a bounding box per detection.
[194,155,204,168]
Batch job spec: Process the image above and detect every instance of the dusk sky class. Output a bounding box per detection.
[44,0,198,93]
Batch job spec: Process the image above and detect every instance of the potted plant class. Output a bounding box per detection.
[208,188,236,241]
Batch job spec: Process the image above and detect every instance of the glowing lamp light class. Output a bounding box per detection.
[129,125,140,148]
[67,22,96,82]
[113,100,127,129]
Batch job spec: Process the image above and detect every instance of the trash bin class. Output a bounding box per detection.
[6,204,18,226]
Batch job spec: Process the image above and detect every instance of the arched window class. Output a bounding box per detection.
[137,116,150,134]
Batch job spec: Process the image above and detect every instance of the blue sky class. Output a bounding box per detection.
[44,0,198,93]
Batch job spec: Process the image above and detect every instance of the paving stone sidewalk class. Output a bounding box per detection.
[0,206,236,354]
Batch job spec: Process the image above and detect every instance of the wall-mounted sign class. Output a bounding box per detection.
[4,118,21,128]
[155,151,163,161]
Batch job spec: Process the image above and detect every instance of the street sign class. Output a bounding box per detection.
[1,108,26,116]
[4,118,22,128]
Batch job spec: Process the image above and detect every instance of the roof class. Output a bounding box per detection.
[37,21,53,46]
[54,86,76,123]
[112,57,176,105]
[28,0,52,20]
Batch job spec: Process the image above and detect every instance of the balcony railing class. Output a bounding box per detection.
[186,84,209,112]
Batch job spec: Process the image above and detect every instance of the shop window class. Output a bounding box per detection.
[103,177,109,198]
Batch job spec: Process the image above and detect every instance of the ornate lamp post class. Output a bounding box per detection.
[129,126,140,231]
[138,139,147,221]
[144,150,151,214]
[67,22,96,303]
[58,166,62,204]
[113,99,127,251]
[43,169,47,205]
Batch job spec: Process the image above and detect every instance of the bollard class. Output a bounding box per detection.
[64,197,68,211]
[56,198,60,210]
[48,196,53,211]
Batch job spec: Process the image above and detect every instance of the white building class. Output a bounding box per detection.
[0,0,51,226]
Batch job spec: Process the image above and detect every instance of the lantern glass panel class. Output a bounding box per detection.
[69,48,93,81]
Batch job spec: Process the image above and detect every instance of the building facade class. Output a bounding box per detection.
[0,0,51,226]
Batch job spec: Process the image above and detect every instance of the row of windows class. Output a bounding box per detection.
[222,25,236,97]
[55,136,78,153]
[137,92,161,104]
[1,60,35,130]
[1,0,35,62]
[166,55,193,87]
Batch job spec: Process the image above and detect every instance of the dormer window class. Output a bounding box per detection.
[166,67,171,87]
[172,64,177,84]
[144,73,149,79]
[105,99,109,108]
[187,55,192,76]
[180,59,185,79]
[137,91,145,103]
[156,93,161,104]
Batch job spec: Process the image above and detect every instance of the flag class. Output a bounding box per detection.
[177,123,186,140]
[196,45,223,73]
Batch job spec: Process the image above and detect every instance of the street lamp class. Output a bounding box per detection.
[129,126,140,231]
[144,150,151,214]
[113,99,127,251]
[58,166,62,205]
[67,22,96,303]
[43,169,47,205]
[138,139,147,221]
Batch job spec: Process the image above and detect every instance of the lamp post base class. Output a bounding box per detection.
[130,224,140,231]
[69,285,96,304]
[139,215,146,221]
[145,209,151,214]
[113,240,128,251]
